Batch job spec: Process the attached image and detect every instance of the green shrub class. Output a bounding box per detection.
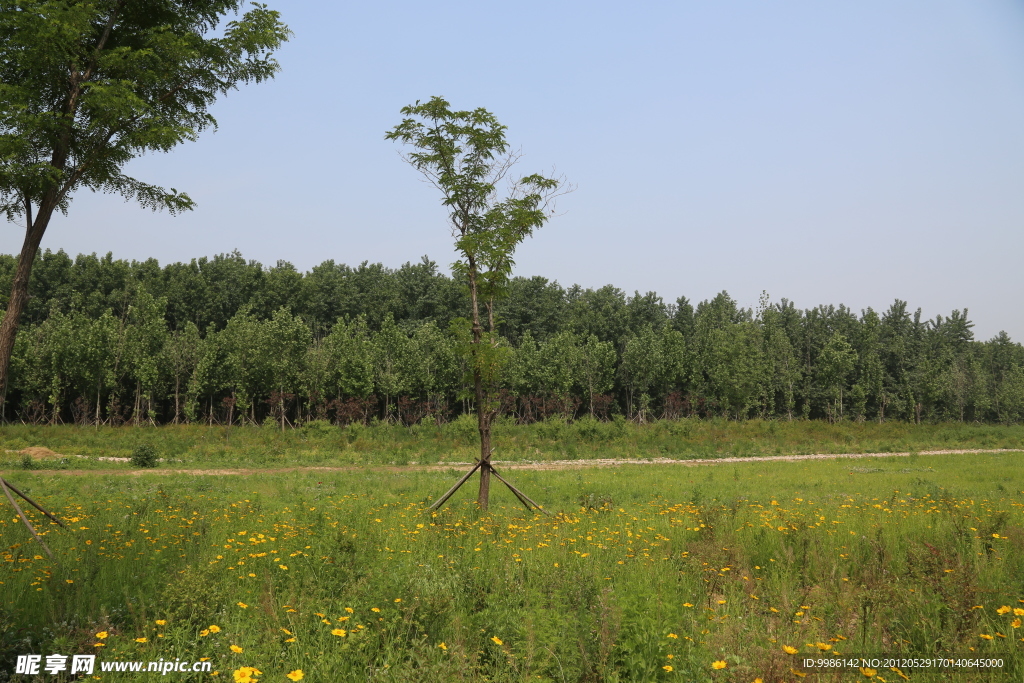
[130,444,159,468]
[301,419,335,438]
[536,415,568,440]
[444,413,478,441]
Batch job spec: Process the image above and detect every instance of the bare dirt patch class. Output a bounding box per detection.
[3,448,1019,477]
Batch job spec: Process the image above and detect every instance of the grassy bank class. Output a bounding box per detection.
[2,452,1023,681]
[0,418,1022,471]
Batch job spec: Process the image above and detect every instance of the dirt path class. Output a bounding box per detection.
[4,448,1020,477]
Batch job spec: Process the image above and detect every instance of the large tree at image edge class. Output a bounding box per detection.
[387,96,567,510]
[0,0,290,412]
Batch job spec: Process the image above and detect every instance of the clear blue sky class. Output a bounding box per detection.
[8,0,1024,340]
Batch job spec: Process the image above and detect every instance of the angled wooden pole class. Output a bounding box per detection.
[429,458,548,514]
[0,477,55,560]
[428,461,483,511]
[0,477,66,528]
[489,466,549,514]
[491,466,534,512]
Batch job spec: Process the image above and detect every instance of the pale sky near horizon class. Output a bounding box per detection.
[6,0,1024,341]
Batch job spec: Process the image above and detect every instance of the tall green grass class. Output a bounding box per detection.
[2,451,1022,681]
[0,418,1021,471]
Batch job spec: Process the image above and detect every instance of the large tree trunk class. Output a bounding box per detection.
[0,203,55,416]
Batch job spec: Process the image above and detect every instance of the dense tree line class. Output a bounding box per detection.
[0,249,1021,426]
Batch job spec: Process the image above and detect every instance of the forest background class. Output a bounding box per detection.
[1,248,1021,430]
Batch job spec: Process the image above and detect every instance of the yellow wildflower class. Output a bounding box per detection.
[209,625,222,633]
[782,645,798,654]
[663,665,673,672]
[491,636,503,646]
[860,667,876,677]
[230,644,243,653]
[712,660,727,669]
[331,629,347,637]
[286,670,303,681]
[155,620,166,626]
[996,606,1011,615]
[95,632,108,639]
[232,666,261,683]
[135,637,148,643]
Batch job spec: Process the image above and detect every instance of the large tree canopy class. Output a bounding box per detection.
[0,0,290,407]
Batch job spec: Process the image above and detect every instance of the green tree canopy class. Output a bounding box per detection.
[0,0,290,408]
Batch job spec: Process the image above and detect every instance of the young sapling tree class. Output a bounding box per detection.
[386,96,569,509]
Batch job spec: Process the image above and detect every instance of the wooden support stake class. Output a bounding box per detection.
[489,466,549,514]
[0,477,55,560]
[0,478,66,528]
[428,461,482,511]
[495,471,534,512]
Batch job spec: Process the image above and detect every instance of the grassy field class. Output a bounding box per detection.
[2,448,1023,682]
[0,418,1022,471]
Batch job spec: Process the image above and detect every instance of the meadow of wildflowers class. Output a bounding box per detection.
[1,450,1022,682]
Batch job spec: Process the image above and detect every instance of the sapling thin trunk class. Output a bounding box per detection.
[468,262,493,508]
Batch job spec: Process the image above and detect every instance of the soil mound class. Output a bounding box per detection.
[19,446,61,458]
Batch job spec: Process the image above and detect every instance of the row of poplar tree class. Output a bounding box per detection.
[2,249,1022,426]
